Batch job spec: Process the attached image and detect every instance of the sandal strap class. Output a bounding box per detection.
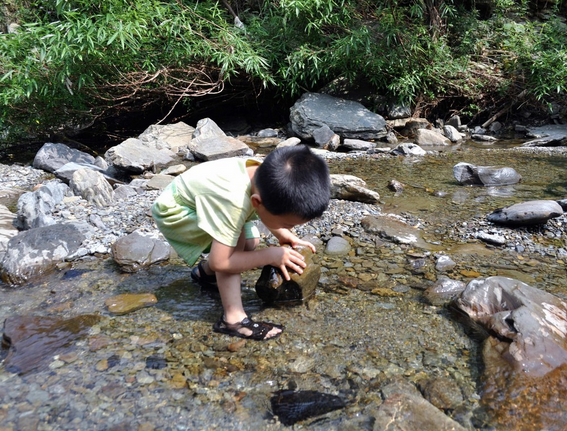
[197,261,217,283]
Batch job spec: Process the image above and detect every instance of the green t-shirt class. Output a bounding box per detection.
[168,157,260,248]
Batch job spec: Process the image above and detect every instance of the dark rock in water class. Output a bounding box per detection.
[255,245,320,303]
[270,390,346,426]
[145,355,167,370]
[486,200,563,226]
[2,314,102,374]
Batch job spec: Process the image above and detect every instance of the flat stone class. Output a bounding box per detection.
[105,293,158,315]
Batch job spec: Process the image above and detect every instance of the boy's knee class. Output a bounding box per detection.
[244,238,259,251]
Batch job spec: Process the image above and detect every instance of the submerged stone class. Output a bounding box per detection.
[2,314,101,375]
[255,245,320,303]
[105,293,158,315]
[271,390,346,426]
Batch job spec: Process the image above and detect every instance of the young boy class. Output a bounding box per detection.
[151,145,330,341]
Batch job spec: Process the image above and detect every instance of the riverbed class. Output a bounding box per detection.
[1,142,566,430]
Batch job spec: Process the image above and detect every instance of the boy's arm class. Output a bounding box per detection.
[208,239,306,281]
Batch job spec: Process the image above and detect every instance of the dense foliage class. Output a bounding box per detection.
[1,0,566,142]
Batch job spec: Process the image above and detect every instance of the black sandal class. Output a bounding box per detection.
[213,315,284,341]
[191,261,217,288]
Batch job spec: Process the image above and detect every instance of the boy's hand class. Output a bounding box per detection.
[271,228,316,253]
[268,246,307,281]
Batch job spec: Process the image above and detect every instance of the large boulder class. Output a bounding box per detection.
[111,230,171,272]
[187,118,251,161]
[139,121,195,153]
[33,142,95,174]
[453,276,567,430]
[290,93,387,140]
[105,138,177,174]
[1,222,93,285]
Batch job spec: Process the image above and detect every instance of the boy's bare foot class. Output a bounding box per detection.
[213,316,283,341]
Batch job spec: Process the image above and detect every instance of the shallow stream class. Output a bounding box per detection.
[1,141,567,430]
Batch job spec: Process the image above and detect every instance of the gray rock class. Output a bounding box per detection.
[476,231,506,245]
[69,168,114,207]
[0,204,18,263]
[446,115,461,129]
[139,121,195,153]
[443,125,463,142]
[325,236,351,255]
[330,174,380,204]
[191,117,226,143]
[111,230,171,273]
[16,181,72,230]
[113,185,138,200]
[390,143,426,156]
[54,162,122,186]
[190,136,251,161]
[415,128,451,146]
[146,174,174,190]
[105,138,177,174]
[276,137,302,148]
[33,143,96,174]
[290,93,387,140]
[312,124,336,149]
[342,139,376,152]
[255,245,320,303]
[1,222,92,285]
[453,162,522,186]
[523,124,567,147]
[487,200,563,226]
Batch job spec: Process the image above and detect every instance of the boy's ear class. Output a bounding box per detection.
[251,194,262,209]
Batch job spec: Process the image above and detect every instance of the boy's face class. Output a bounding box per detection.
[252,196,306,230]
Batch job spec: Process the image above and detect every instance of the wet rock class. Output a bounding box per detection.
[361,214,426,247]
[105,293,158,315]
[487,199,563,226]
[330,174,380,204]
[419,376,464,411]
[270,390,346,426]
[453,162,522,186]
[435,255,456,272]
[33,142,96,174]
[70,168,114,207]
[290,92,387,140]
[2,314,102,374]
[523,124,567,147]
[423,276,466,306]
[111,230,171,272]
[1,222,93,285]
[455,276,567,377]
[255,245,320,303]
[325,236,351,255]
[374,379,467,431]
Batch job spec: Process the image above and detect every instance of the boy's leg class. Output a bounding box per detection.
[215,230,281,339]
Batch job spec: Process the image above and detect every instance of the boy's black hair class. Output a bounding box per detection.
[255,144,330,220]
